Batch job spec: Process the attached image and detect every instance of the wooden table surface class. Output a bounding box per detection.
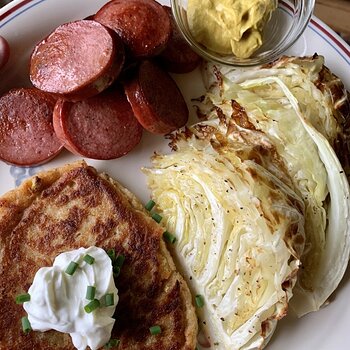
[315,0,350,38]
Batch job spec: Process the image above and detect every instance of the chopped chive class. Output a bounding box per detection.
[100,293,114,307]
[105,338,120,348]
[107,249,116,262]
[145,200,156,211]
[84,299,100,313]
[112,254,125,279]
[163,231,176,244]
[113,266,121,278]
[86,286,96,300]
[195,295,205,308]
[115,254,125,268]
[16,293,31,304]
[151,213,162,223]
[21,316,31,334]
[149,325,161,335]
[105,293,114,306]
[65,261,79,276]
[83,254,95,265]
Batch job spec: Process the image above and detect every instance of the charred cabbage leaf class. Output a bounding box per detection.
[144,119,305,349]
[198,55,350,316]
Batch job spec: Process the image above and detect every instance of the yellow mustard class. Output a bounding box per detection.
[187,0,277,58]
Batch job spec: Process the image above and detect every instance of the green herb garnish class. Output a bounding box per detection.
[84,299,100,313]
[105,293,114,307]
[16,293,30,304]
[86,286,96,300]
[195,295,205,308]
[145,200,156,211]
[113,266,121,278]
[107,249,116,262]
[112,254,125,278]
[105,338,120,348]
[151,213,162,223]
[21,316,32,334]
[163,231,176,244]
[115,254,125,268]
[149,325,161,335]
[65,261,78,276]
[83,254,95,265]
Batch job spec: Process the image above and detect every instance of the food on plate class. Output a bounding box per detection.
[0,88,63,166]
[144,118,305,349]
[124,60,189,134]
[1,0,195,166]
[198,55,350,316]
[187,0,277,58]
[53,85,142,159]
[0,161,197,349]
[158,6,202,74]
[144,54,350,348]
[30,20,125,101]
[0,35,10,70]
[23,246,119,349]
[94,0,171,58]
[1,0,193,166]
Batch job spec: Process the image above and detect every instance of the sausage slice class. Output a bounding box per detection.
[0,88,63,166]
[30,20,125,101]
[53,86,143,160]
[0,35,10,70]
[124,60,189,134]
[94,0,171,58]
[158,6,202,74]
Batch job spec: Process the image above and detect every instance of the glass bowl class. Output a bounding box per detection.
[170,0,315,67]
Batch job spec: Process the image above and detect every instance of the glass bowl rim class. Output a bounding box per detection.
[170,0,316,67]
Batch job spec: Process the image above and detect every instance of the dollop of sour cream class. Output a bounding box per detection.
[23,246,118,350]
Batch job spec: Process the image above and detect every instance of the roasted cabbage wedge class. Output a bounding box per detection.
[144,118,305,349]
[202,55,350,175]
[196,55,350,316]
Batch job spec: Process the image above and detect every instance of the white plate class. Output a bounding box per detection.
[0,1,349,349]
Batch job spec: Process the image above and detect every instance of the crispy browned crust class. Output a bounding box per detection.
[264,54,350,176]
[314,60,350,176]
[0,161,197,350]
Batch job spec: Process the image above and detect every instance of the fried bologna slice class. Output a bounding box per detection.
[30,20,125,101]
[0,161,197,350]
